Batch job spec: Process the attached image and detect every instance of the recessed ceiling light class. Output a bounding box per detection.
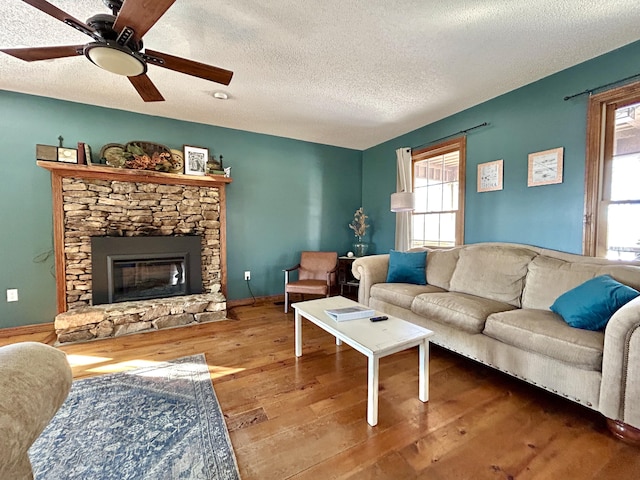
[212,91,229,100]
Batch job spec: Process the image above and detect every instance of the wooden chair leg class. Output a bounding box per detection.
[284,291,289,313]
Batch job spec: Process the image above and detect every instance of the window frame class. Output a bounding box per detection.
[583,81,640,257]
[411,136,466,247]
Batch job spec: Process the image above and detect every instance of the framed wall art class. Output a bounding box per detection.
[57,147,78,164]
[528,147,563,187]
[477,159,503,192]
[183,145,208,176]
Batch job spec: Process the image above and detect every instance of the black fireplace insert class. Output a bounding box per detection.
[91,236,203,305]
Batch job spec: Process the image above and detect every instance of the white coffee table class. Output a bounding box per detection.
[292,296,434,426]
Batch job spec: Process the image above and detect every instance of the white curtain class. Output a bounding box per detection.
[395,147,412,251]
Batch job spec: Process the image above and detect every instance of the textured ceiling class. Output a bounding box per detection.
[2,0,640,150]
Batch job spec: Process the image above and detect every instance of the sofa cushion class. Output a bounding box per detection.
[386,250,427,284]
[483,309,604,371]
[448,245,537,307]
[550,275,640,331]
[425,247,460,291]
[411,292,516,334]
[371,283,445,310]
[522,255,640,310]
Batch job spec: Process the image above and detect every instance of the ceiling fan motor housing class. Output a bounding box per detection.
[86,14,118,41]
[86,14,142,50]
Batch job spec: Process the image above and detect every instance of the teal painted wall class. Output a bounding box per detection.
[4,39,640,328]
[0,91,362,328]
[363,39,640,255]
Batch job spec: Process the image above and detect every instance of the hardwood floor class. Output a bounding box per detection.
[3,301,640,479]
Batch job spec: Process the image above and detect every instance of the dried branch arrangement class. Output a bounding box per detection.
[348,207,369,241]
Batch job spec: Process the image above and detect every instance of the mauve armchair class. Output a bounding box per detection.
[283,251,338,313]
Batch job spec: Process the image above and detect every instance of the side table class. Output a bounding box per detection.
[338,256,359,296]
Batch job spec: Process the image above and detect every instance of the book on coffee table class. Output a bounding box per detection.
[325,306,375,322]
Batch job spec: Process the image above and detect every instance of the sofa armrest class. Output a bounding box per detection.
[0,342,72,479]
[600,296,640,430]
[352,254,390,306]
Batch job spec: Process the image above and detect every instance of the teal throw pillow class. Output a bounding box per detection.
[550,274,639,331]
[386,250,427,285]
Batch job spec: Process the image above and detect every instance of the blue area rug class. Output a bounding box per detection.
[29,354,240,480]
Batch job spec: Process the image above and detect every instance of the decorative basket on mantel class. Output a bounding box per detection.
[99,141,182,173]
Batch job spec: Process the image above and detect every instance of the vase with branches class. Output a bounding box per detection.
[349,207,369,256]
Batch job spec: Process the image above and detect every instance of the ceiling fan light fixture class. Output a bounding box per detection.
[84,41,146,76]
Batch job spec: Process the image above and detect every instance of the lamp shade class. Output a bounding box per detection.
[390,192,415,212]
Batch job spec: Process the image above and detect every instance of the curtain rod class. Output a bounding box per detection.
[564,72,640,101]
[412,122,489,150]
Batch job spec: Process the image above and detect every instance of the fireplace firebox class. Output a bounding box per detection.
[91,236,203,305]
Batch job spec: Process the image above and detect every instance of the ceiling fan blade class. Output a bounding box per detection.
[144,49,233,85]
[1,45,83,62]
[21,0,96,38]
[113,0,176,42]
[129,74,165,102]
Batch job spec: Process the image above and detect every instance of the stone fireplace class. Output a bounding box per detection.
[38,161,231,344]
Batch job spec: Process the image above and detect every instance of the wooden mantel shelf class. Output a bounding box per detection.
[37,160,232,187]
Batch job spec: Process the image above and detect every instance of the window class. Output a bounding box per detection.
[584,82,640,260]
[411,137,465,247]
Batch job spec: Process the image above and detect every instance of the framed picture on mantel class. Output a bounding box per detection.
[183,145,208,176]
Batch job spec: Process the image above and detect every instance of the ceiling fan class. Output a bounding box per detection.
[1,0,233,102]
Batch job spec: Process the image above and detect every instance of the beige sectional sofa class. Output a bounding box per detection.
[352,242,640,443]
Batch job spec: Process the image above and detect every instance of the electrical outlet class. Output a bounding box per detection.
[244,271,251,281]
[6,289,18,302]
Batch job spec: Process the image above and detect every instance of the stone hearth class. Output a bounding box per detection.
[54,293,226,344]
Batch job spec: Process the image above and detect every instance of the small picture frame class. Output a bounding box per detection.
[57,147,78,164]
[477,160,503,192]
[528,147,563,187]
[183,145,208,176]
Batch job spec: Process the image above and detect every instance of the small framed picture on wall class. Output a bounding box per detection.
[183,145,208,176]
[477,159,503,192]
[528,147,563,187]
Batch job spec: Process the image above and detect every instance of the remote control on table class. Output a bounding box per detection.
[370,316,388,322]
